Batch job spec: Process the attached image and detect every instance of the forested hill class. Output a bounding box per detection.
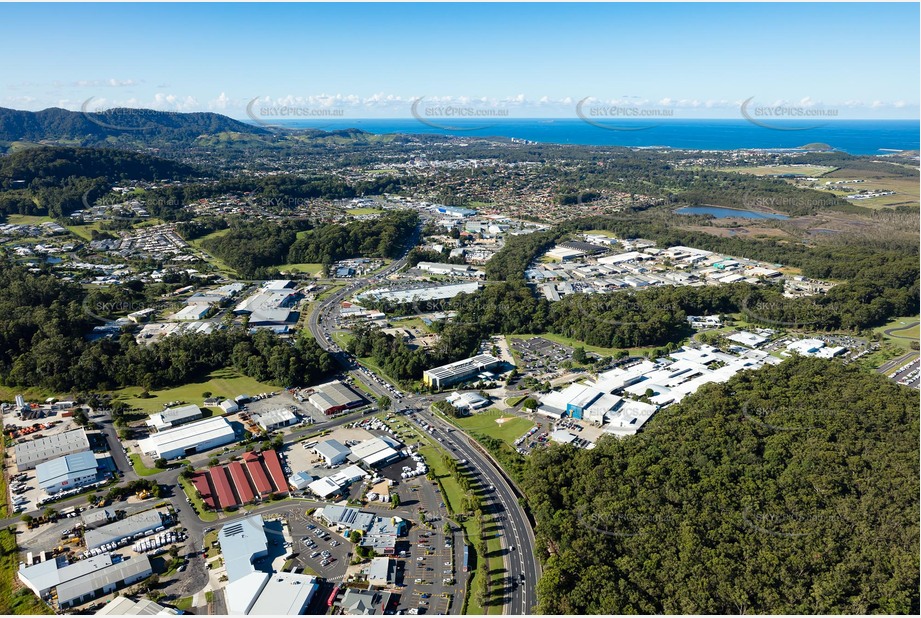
[524,357,919,614]
[0,106,267,145]
[0,146,203,218]
[0,146,201,186]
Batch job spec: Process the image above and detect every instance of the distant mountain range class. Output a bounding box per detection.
[0,106,269,145]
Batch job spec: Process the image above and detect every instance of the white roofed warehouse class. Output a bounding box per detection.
[253,409,297,431]
[422,354,502,389]
[349,436,403,468]
[145,404,203,432]
[14,428,90,471]
[314,439,350,466]
[137,417,236,460]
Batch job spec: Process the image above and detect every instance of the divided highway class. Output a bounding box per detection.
[306,234,541,614]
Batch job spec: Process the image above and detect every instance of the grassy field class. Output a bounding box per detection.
[873,316,920,349]
[331,331,354,349]
[0,385,57,404]
[581,229,619,238]
[507,333,661,359]
[721,164,837,177]
[388,316,433,333]
[450,412,533,447]
[187,228,237,275]
[346,207,385,215]
[5,214,53,225]
[178,476,218,523]
[112,368,278,413]
[129,454,162,477]
[175,597,194,611]
[0,529,53,614]
[276,263,323,276]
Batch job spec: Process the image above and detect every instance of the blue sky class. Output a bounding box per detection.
[1,2,918,119]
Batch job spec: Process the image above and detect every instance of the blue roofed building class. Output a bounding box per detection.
[35,450,99,495]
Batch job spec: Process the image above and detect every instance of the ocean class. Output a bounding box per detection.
[270,118,919,156]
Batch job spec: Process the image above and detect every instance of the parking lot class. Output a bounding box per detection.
[891,358,920,389]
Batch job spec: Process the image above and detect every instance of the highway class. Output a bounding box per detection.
[305,229,540,614]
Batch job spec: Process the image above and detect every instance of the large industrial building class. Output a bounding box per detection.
[219,515,319,615]
[357,281,480,305]
[308,381,365,415]
[252,409,297,431]
[536,345,782,438]
[14,429,90,471]
[314,440,351,466]
[145,404,203,432]
[18,553,153,609]
[190,450,288,511]
[137,417,235,460]
[349,436,403,468]
[56,558,153,609]
[35,450,99,495]
[84,510,165,550]
[422,354,501,389]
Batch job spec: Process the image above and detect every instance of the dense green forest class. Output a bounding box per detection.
[523,357,919,614]
[201,210,418,277]
[0,265,334,392]
[0,146,201,219]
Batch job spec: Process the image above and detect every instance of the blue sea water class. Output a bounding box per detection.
[271,118,919,155]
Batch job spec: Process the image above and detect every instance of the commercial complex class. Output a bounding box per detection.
[308,381,365,415]
[318,505,407,555]
[95,596,179,615]
[137,417,235,460]
[14,429,90,471]
[307,465,367,499]
[537,344,781,438]
[422,354,502,389]
[35,450,99,494]
[357,281,480,305]
[415,262,484,278]
[218,515,319,615]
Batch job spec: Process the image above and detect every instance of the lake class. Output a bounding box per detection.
[675,206,790,220]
